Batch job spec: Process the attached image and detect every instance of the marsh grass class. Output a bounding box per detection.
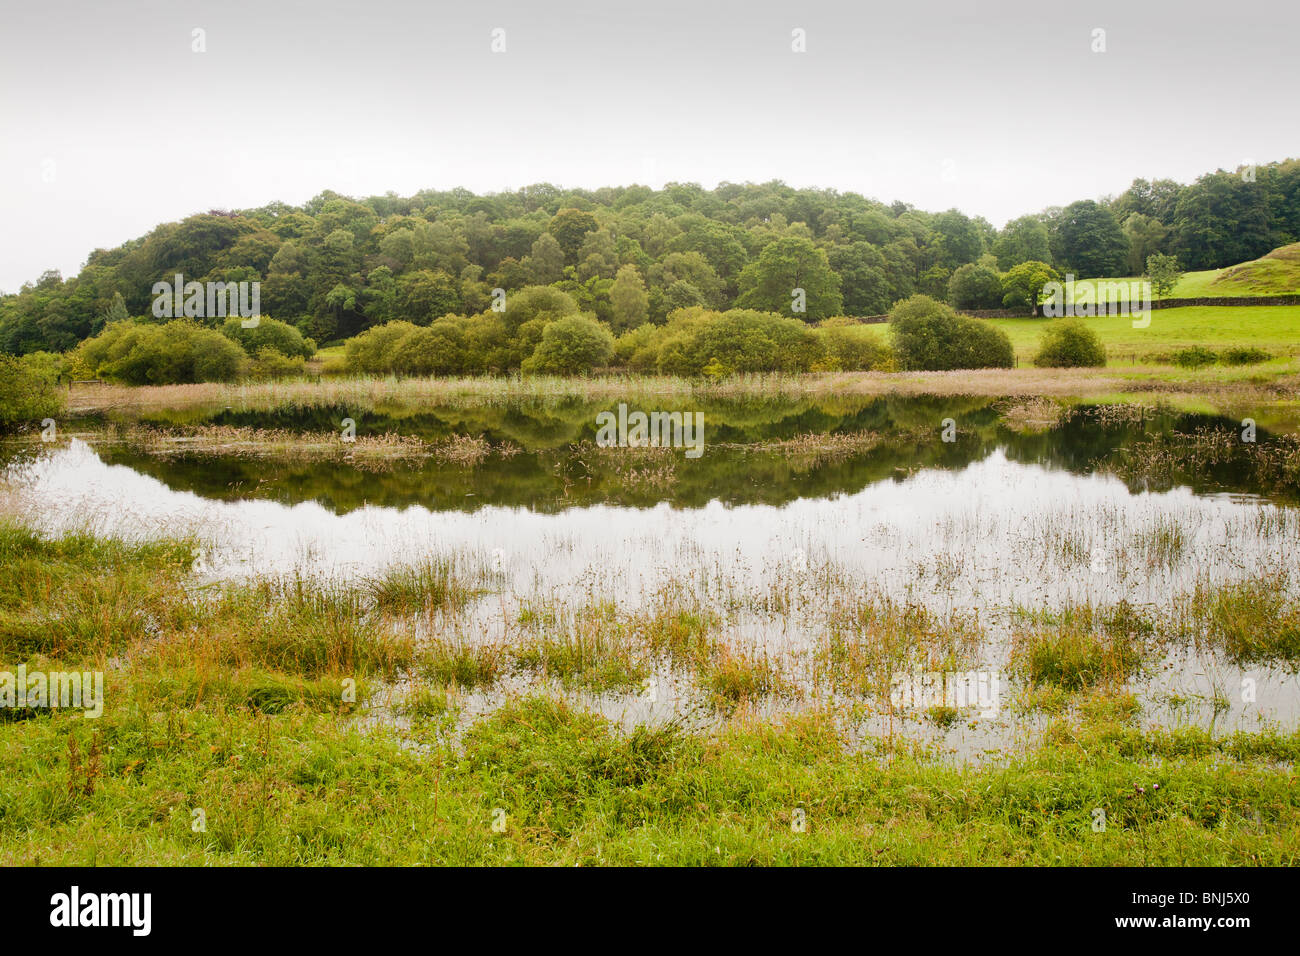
[365,558,485,615]
[1180,576,1300,664]
[418,638,508,689]
[512,602,650,692]
[817,596,983,698]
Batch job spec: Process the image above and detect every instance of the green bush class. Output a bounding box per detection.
[521,315,614,375]
[888,295,1014,370]
[815,321,894,371]
[1221,346,1270,365]
[71,319,248,384]
[1033,319,1107,368]
[1172,345,1217,368]
[249,347,307,380]
[652,308,826,376]
[220,316,316,359]
[0,354,66,430]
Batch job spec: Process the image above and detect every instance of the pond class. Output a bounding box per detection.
[4,394,1299,755]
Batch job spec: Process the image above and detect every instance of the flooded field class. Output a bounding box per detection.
[5,394,1299,758]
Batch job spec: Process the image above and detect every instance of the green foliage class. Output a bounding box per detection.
[948,263,1004,310]
[521,315,615,375]
[889,295,1014,370]
[1000,261,1061,313]
[1172,345,1217,368]
[71,319,248,384]
[0,353,65,429]
[1145,253,1182,298]
[1033,319,1107,368]
[219,316,316,358]
[736,237,843,321]
[649,308,827,376]
[1221,346,1270,365]
[815,320,894,371]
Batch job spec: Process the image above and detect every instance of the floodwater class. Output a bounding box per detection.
[3,395,1299,755]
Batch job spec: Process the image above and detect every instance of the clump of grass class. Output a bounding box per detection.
[419,639,507,689]
[365,558,484,615]
[196,577,413,679]
[131,665,358,715]
[511,601,649,692]
[0,520,196,660]
[1012,625,1144,692]
[818,596,982,697]
[1182,577,1300,664]
[701,646,789,710]
[632,603,719,667]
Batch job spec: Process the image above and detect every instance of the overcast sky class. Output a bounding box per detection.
[2,0,1298,292]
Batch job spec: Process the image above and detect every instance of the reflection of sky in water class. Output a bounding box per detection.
[7,439,1300,754]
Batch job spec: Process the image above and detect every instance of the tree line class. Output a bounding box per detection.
[2,158,1298,357]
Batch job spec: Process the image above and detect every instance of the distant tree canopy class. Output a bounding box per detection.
[3,159,1298,357]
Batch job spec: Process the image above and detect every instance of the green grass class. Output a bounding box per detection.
[984,306,1300,362]
[1064,243,1300,301]
[3,521,1298,865]
[2,695,1297,865]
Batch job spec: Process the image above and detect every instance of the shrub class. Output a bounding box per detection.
[654,309,826,376]
[521,315,615,375]
[816,321,894,371]
[1032,319,1107,368]
[248,346,307,380]
[220,316,316,359]
[0,354,66,430]
[1172,345,1217,368]
[72,319,248,384]
[1221,346,1270,366]
[888,295,1014,370]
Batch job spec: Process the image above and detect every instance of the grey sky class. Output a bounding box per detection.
[2,0,1298,292]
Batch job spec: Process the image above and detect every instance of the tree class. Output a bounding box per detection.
[993,216,1053,270]
[547,208,599,262]
[888,295,1013,370]
[735,236,842,321]
[948,263,1004,310]
[1122,214,1168,275]
[1033,319,1106,367]
[1145,253,1182,298]
[525,233,565,284]
[609,265,649,332]
[521,315,614,374]
[1057,200,1128,277]
[826,242,893,316]
[1000,261,1061,314]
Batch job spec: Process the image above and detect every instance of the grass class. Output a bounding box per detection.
[2,514,1298,864]
[2,694,1297,865]
[1061,242,1300,302]
[985,306,1300,362]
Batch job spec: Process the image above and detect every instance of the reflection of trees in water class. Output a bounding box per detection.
[86,398,1292,514]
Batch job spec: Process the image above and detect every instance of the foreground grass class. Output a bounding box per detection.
[2,696,1297,865]
[2,521,1298,865]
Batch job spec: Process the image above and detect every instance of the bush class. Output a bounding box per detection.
[1172,346,1217,368]
[0,354,65,430]
[220,316,316,359]
[1032,319,1107,368]
[1221,346,1270,365]
[815,321,894,371]
[72,319,248,384]
[521,315,615,375]
[652,308,826,376]
[249,347,306,380]
[888,295,1014,371]
[948,263,1004,310]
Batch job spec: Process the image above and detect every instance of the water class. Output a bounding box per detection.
[4,395,1299,756]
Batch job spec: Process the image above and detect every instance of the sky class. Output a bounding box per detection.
[2,0,1298,292]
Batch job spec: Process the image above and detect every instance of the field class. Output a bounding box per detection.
[1061,243,1300,301]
